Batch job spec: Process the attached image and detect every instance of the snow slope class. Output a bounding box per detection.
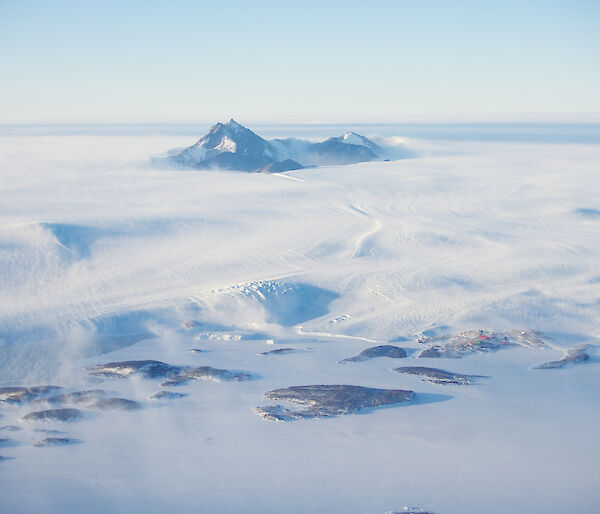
[0,129,599,513]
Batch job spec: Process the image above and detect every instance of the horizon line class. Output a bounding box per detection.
[2,113,600,126]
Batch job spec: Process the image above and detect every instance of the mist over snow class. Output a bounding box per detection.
[0,125,599,513]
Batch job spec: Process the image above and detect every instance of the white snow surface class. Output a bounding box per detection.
[0,130,599,513]
[214,135,237,153]
[174,139,207,164]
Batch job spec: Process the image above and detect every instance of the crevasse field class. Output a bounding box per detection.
[0,124,599,513]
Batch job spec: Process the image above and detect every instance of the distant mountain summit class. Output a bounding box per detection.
[173,118,295,172]
[170,119,382,172]
[309,132,379,166]
[332,131,380,152]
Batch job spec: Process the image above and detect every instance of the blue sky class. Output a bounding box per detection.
[1,0,599,123]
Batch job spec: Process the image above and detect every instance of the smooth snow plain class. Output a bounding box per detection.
[0,125,599,513]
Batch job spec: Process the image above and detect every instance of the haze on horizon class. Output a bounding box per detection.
[1,0,599,124]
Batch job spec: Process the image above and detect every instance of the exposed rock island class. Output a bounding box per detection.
[254,384,415,421]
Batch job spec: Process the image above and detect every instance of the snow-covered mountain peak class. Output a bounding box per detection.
[171,119,301,172]
[226,118,243,130]
[341,132,364,145]
[170,121,384,172]
[199,120,252,151]
[330,131,379,152]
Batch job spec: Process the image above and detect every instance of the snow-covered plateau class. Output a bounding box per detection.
[0,125,599,513]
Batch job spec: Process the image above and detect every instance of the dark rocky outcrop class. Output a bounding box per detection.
[254,385,415,421]
[0,386,60,404]
[341,345,407,363]
[392,366,488,385]
[86,360,183,379]
[34,437,80,447]
[38,390,107,406]
[87,360,255,387]
[261,348,295,355]
[22,408,83,423]
[161,366,253,386]
[89,398,141,411]
[150,391,186,400]
[532,344,591,369]
[417,329,547,359]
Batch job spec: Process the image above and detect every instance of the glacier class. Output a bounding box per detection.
[0,124,599,513]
